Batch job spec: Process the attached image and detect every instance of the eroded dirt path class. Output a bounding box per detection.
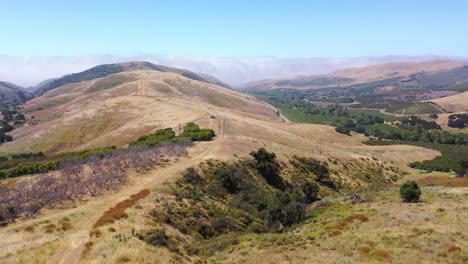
[49,142,215,264]
[0,141,216,264]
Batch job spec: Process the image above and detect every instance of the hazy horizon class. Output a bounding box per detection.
[1,54,465,87]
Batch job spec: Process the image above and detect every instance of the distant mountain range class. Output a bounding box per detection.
[243,60,468,91]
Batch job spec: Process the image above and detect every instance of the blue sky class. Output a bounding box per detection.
[1,0,467,57]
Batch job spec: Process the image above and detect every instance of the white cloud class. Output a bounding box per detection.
[0,54,452,88]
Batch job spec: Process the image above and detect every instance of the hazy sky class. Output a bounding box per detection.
[0,1,467,86]
[1,0,467,57]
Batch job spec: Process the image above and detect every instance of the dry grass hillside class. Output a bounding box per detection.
[334,60,467,82]
[1,66,464,264]
[1,70,276,154]
[432,91,468,112]
[244,60,468,90]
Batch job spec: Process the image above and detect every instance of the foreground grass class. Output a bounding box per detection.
[207,183,467,263]
[77,175,467,264]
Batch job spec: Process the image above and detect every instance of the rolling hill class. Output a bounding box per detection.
[0,62,436,162]
[431,90,468,112]
[35,61,231,96]
[243,60,468,91]
[1,62,463,264]
[0,81,29,106]
[1,69,271,154]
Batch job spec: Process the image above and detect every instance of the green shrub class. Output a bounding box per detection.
[183,167,203,184]
[303,181,320,203]
[129,128,176,147]
[179,123,215,141]
[400,181,422,202]
[0,160,59,179]
[129,123,215,147]
[183,122,200,132]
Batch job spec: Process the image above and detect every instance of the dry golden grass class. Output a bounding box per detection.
[247,60,467,90]
[432,113,468,133]
[432,91,468,112]
[335,60,467,83]
[418,176,468,187]
[0,69,453,264]
[2,70,278,154]
[0,242,58,264]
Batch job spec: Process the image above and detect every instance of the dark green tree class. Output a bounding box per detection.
[454,159,468,177]
[250,148,286,190]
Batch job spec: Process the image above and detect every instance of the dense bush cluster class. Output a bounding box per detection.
[0,147,116,179]
[178,123,215,141]
[129,123,215,147]
[0,107,29,143]
[448,113,468,129]
[0,160,59,179]
[129,128,176,147]
[0,119,14,143]
[368,128,467,145]
[142,149,323,250]
[334,115,384,136]
[5,152,45,160]
[396,116,441,131]
[0,142,191,224]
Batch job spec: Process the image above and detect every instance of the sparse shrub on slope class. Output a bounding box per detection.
[400,181,422,203]
[0,160,59,179]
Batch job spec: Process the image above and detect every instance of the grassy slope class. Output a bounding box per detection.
[1,71,276,154]
[207,181,467,263]
[0,68,456,263]
[432,91,468,112]
[244,60,467,91]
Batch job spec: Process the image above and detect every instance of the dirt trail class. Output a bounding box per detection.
[0,141,216,264]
